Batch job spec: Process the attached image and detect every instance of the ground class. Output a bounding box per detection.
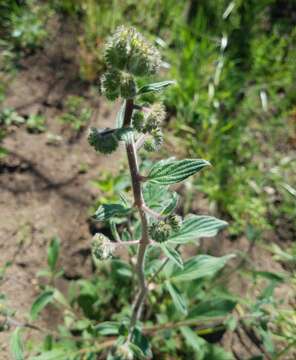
[0,19,120,358]
[0,17,294,360]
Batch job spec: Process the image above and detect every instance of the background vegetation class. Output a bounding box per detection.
[0,0,295,359]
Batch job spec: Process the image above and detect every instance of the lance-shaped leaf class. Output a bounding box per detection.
[93,203,131,222]
[161,191,179,215]
[165,281,187,315]
[171,254,234,282]
[31,289,54,320]
[160,243,183,269]
[10,328,24,360]
[147,159,210,185]
[137,80,175,95]
[168,214,227,244]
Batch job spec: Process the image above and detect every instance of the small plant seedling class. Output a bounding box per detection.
[26,114,46,133]
[59,95,92,132]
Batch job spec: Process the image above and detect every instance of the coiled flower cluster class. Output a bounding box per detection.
[101,26,161,100]
[132,102,166,152]
[88,127,119,154]
[91,233,115,261]
[149,214,182,243]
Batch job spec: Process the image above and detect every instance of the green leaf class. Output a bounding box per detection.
[148,158,210,185]
[168,214,228,244]
[10,328,24,360]
[189,298,237,318]
[132,328,152,359]
[30,289,54,320]
[115,127,134,142]
[94,321,120,335]
[161,191,179,215]
[165,281,187,315]
[171,254,234,282]
[128,343,145,359]
[180,326,206,355]
[31,349,73,360]
[47,237,60,272]
[93,203,130,222]
[160,243,183,269]
[116,101,126,128]
[137,80,175,95]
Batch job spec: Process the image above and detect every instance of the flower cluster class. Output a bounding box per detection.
[88,127,119,154]
[149,214,182,243]
[133,103,166,152]
[101,26,161,100]
[91,233,115,261]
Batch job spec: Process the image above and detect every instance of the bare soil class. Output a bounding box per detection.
[0,18,120,359]
[0,16,294,360]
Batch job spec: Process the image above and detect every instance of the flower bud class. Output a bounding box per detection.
[91,233,115,261]
[149,220,171,243]
[167,214,182,232]
[101,69,121,101]
[105,27,129,70]
[143,103,166,133]
[132,111,145,132]
[143,128,163,152]
[104,26,161,76]
[88,128,119,154]
[120,72,137,99]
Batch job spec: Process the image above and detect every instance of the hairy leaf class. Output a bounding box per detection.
[137,80,175,95]
[160,243,183,269]
[47,237,60,272]
[10,328,24,360]
[93,203,130,222]
[166,281,187,315]
[148,159,210,185]
[168,215,228,244]
[31,349,72,360]
[180,326,206,354]
[189,298,237,318]
[161,191,179,215]
[171,254,234,282]
[31,289,54,320]
[94,321,120,335]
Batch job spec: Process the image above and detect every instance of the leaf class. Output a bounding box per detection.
[160,243,183,269]
[189,298,237,318]
[47,237,60,272]
[137,80,175,95]
[116,101,126,128]
[132,328,152,359]
[115,127,134,142]
[171,254,234,282]
[31,289,54,320]
[128,343,145,360]
[168,214,228,244]
[143,183,176,213]
[10,328,24,360]
[31,349,73,360]
[93,203,130,222]
[252,271,285,282]
[161,191,179,215]
[180,326,206,355]
[94,321,120,335]
[148,158,210,185]
[165,281,187,315]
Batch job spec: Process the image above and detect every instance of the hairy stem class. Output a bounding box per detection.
[123,99,150,337]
